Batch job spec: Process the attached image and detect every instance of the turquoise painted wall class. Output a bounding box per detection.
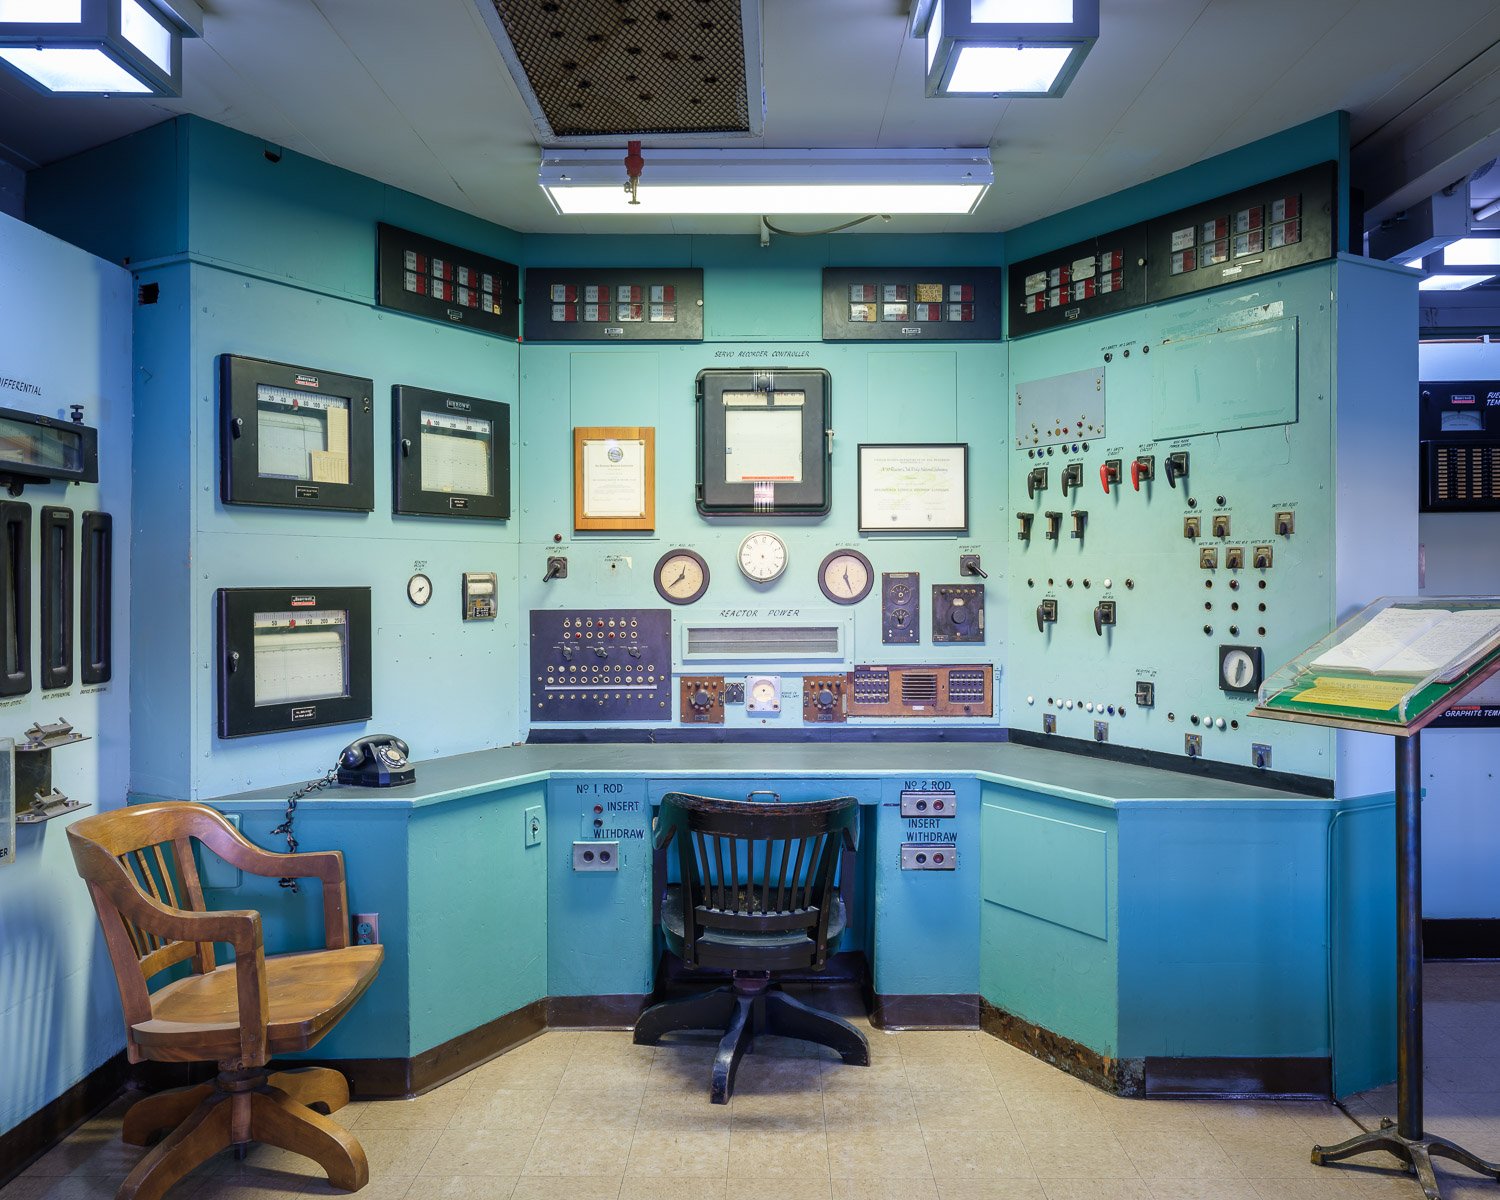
[0,213,133,1135]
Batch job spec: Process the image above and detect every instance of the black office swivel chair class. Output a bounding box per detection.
[634,790,869,1103]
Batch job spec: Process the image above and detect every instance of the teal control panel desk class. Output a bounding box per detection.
[169,743,1395,1100]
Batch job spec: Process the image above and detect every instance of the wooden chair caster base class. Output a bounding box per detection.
[115,1067,367,1200]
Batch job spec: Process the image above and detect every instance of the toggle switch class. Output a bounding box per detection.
[1165,451,1189,488]
[1100,459,1122,493]
[1225,547,1245,570]
[1183,516,1201,539]
[1016,512,1033,542]
[1061,462,1083,497]
[1036,598,1058,632]
[1199,547,1218,569]
[1044,511,1063,540]
[1094,599,1116,635]
[1135,680,1155,708]
[1131,455,1155,490]
[1070,510,1087,541]
[1212,514,1231,538]
[1275,510,1295,537]
[1251,743,1273,770]
[1027,466,1048,499]
[960,553,988,578]
[1253,545,1273,569]
[1185,733,1203,759]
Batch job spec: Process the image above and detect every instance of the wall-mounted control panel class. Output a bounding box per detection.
[462,572,497,621]
[932,583,985,643]
[821,267,1003,342]
[523,268,705,343]
[882,572,920,644]
[847,664,992,718]
[529,609,672,722]
[899,789,956,818]
[1419,379,1500,511]
[900,843,957,870]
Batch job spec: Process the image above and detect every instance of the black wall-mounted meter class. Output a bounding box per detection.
[1419,380,1500,511]
[695,368,832,516]
[216,586,373,738]
[392,385,510,520]
[219,355,375,512]
[0,405,99,495]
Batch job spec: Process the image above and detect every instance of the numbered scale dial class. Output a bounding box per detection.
[407,573,432,607]
[654,549,710,605]
[737,531,788,583]
[818,549,873,605]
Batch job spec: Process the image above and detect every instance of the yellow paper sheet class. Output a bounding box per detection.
[1293,676,1412,712]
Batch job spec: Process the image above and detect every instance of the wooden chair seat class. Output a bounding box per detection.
[133,945,384,1061]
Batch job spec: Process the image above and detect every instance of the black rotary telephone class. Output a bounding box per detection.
[270,735,414,891]
[337,734,415,787]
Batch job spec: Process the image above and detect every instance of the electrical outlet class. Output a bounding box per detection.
[573,840,619,871]
[524,805,544,847]
[354,913,380,945]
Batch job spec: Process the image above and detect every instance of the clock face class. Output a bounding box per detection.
[407,572,432,607]
[738,531,788,583]
[654,549,709,605]
[818,549,873,604]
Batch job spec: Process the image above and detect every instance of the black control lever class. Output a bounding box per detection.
[1094,600,1116,636]
[1027,466,1048,499]
[1044,511,1063,540]
[960,553,988,578]
[1165,451,1189,488]
[1036,598,1057,633]
[1061,462,1083,497]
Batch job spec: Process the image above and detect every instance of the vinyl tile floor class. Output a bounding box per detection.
[12,963,1500,1200]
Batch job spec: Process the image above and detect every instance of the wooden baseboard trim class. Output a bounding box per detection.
[0,1052,130,1186]
[870,993,980,1030]
[1424,918,1500,960]
[545,995,647,1028]
[979,999,1143,1096]
[1143,1055,1332,1099]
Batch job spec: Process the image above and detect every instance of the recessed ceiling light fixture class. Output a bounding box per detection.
[539,147,993,216]
[0,0,201,97]
[911,0,1098,98]
[1417,273,1495,292]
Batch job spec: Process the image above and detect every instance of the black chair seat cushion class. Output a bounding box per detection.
[661,884,845,959]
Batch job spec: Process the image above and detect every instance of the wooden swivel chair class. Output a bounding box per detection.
[67,801,384,1200]
[633,791,868,1102]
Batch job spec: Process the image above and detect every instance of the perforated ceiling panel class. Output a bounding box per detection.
[493,0,751,137]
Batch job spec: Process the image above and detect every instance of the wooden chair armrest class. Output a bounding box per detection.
[197,821,351,950]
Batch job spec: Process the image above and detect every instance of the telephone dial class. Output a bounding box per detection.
[337,735,415,787]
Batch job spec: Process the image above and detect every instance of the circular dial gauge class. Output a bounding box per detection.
[407,572,432,607]
[654,549,710,605]
[1222,648,1258,691]
[818,549,874,605]
[737,531,788,583]
[750,677,779,708]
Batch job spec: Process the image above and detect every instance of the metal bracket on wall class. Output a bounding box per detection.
[14,718,90,825]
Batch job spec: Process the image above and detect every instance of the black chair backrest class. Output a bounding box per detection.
[655,791,859,970]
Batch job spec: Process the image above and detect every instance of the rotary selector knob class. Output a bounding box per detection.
[691,688,712,710]
[817,688,835,709]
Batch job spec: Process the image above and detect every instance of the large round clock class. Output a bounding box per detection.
[654,549,710,605]
[737,531,788,583]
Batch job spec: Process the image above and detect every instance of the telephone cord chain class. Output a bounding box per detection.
[270,766,340,892]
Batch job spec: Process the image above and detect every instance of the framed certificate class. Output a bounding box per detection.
[573,426,655,531]
[858,443,969,533]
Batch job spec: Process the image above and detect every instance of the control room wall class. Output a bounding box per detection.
[0,213,133,1138]
[1415,339,1500,919]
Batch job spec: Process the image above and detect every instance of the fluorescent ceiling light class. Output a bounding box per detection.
[0,47,149,92]
[1417,274,1494,291]
[922,0,1097,98]
[947,45,1073,93]
[0,0,194,96]
[1442,237,1500,267]
[539,148,993,216]
[1404,258,1424,269]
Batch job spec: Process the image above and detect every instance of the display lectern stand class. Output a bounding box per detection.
[1252,597,1500,1200]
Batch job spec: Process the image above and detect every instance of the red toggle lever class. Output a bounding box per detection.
[1130,459,1143,491]
[1100,460,1121,494]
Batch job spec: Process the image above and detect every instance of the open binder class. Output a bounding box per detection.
[1253,596,1500,733]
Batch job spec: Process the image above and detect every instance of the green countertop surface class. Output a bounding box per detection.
[180,741,1358,814]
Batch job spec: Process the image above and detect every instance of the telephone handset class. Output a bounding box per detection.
[270,733,415,891]
[337,734,415,787]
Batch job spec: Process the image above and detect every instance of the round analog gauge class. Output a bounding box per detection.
[654,549,710,605]
[407,572,432,607]
[1221,648,1258,691]
[737,531,788,583]
[818,549,874,605]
